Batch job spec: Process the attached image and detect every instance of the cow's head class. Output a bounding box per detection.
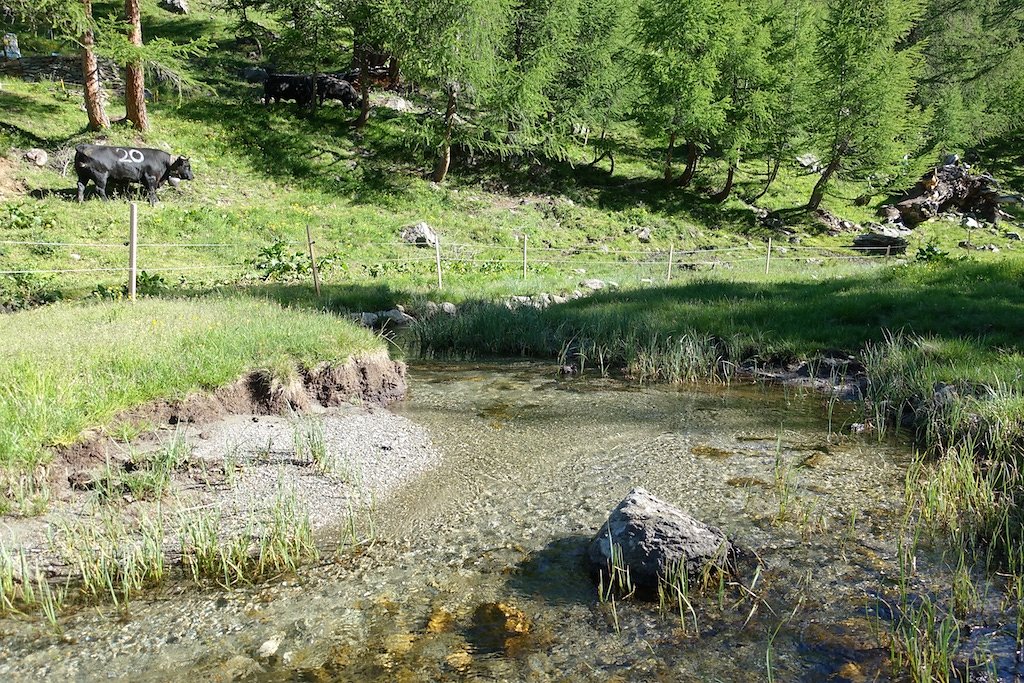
[171,156,194,181]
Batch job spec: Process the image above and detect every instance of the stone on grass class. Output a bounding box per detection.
[853,228,909,255]
[441,301,458,316]
[401,221,438,248]
[24,149,48,167]
[587,487,739,592]
[159,0,189,13]
[581,279,605,291]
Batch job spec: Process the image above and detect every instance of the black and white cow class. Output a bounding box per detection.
[316,75,360,108]
[74,144,193,205]
[263,73,315,107]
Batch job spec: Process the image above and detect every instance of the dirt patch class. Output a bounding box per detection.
[51,352,407,491]
[0,155,26,199]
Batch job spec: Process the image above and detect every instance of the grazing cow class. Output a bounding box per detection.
[74,144,193,205]
[316,75,359,108]
[263,73,315,107]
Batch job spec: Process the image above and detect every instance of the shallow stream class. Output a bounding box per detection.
[1,362,929,681]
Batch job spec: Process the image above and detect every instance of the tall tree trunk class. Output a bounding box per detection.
[679,141,698,187]
[355,47,371,129]
[807,142,847,210]
[710,164,736,203]
[81,0,109,131]
[752,156,781,202]
[387,56,400,89]
[432,85,457,183]
[124,0,148,131]
[664,131,676,182]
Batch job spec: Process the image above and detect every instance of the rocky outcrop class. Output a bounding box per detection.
[0,55,123,91]
[588,487,740,593]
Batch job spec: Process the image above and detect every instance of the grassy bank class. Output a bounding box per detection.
[0,296,382,512]
[412,259,1024,381]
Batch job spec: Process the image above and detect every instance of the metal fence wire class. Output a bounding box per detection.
[0,202,905,295]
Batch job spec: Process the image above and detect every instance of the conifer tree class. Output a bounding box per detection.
[806,0,927,210]
[748,0,816,201]
[913,0,1024,153]
[634,0,728,185]
[707,0,777,202]
[401,0,511,182]
[124,0,148,131]
[551,0,635,169]
[8,0,110,130]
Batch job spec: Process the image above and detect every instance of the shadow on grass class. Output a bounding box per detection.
[215,260,1024,366]
[0,91,87,147]
[227,281,406,316]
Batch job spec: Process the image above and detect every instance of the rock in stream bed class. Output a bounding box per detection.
[587,487,742,592]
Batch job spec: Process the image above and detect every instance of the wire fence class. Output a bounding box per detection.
[0,202,905,296]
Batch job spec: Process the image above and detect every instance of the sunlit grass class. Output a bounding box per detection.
[0,296,382,505]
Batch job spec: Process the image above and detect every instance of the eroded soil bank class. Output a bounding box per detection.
[1,353,437,575]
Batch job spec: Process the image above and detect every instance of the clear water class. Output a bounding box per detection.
[0,362,920,682]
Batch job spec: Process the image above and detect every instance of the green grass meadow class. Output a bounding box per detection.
[0,297,381,499]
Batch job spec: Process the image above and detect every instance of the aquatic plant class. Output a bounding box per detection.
[292,415,331,475]
[657,559,698,635]
[180,485,318,588]
[889,594,960,683]
[51,511,167,608]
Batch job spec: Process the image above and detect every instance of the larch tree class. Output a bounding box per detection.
[707,0,777,202]
[82,0,111,130]
[401,0,511,183]
[8,0,110,130]
[490,0,582,160]
[912,0,1024,154]
[806,0,927,211]
[748,0,817,201]
[124,0,148,131]
[553,0,636,171]
[634,0,728,186]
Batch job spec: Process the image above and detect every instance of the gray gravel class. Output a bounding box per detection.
[187,406,442,532]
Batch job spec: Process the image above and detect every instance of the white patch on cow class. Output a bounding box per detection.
[117,148,145,163]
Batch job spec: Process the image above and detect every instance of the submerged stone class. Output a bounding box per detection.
[468,602,532,654]
[587,487,740,592]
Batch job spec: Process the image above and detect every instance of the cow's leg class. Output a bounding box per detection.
[142,175,159,205]
[94,173,109,200]
[77,178,87,203]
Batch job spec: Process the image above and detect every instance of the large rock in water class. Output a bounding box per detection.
[587,488,738,592]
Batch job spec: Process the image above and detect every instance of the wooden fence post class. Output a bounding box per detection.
[764,237,772,274]
[305,224,321,297]
[522,233,528,280]
[128,202,138,301]
[666,241,674,283]
[434,233,443,289]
